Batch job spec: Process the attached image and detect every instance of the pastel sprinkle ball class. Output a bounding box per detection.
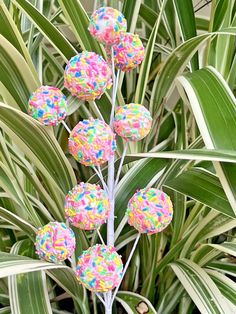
[28,86,67,126]
[109,33,145,71]
[76,244,123,292]
[88,7,127,46]
[64,182,110,230]
[64,51,112,101]
[68,118,116,166]
[126,188,173,234]
[114,104,152,141]
[35,222,75,263]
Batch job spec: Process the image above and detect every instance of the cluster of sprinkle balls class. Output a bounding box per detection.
[111,33,145,71]
[76,244,123,292]
[114,104,152,141]
[68,118,116,166]
[64,182,110,230]
[127,188,173,234]
[88,7,127,46]
[35,222,75,263]
[28,86,67,126]
[64,52,112,101]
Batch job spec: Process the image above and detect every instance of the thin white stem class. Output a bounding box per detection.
[109,46,116,127]
[61,120,71,133]
[110,233,141,307]
[93,166,108,192]
[114,142,128,187]
[97,228,105,246]
[95,293,106,306]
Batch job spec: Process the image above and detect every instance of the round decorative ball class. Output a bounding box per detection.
[126,188,173,234]
[114,104,152,141]
[109,33,145,71]
[35,222,75,263]
[76,244,123,292]
[64,51,112,101]
[65,182,110,230]
[68,118,116,166]
[28,86,67,126]
[88,7,127,46]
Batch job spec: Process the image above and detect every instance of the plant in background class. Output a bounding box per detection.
[1,0,236,313]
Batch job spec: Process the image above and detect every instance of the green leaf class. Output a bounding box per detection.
[176,66,236,215]
[165,168,235,218]
[128,148,236,164]
[170,259,230,314]
[0,103,76,197]
[0,1,37,77]
[0,252,67,277]
[116,291,156,314]
[0,207,36,239]
[122,0,141,33]
[13,0,76,61]
[207,242,236,257]
[173,0,199,71]
[207,269,236,306]
[9,240,52,314]
[57,0,103,55]
[151,28,236,115]
[0,35,39,112]
[134,0,168,104]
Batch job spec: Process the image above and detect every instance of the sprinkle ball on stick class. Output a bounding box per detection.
[127,188,173,234]
[107,33,145,71]
[76,244,123,292]
[64,52,112,101]
[114,104,152,141]
[28,86,67,126]
[65,182,110,230]
[88,7,127,46]
[68,118,116,166]
[35,222,75,263]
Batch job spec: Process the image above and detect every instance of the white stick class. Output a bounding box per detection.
[114,142,128,187]
[95,293,106,306]
[110,233,141,307]
[109,46,117,127]
[93,166,108,192]
[97,228,105,246]
[61,120,71,133]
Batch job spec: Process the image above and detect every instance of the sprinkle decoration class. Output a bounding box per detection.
[126,188,173,234]
[76,244,123,292]
[68,118,116,166]
[107,33,145,71]
[28,86,67,126]
[114,104,152,141]
[65,182,110,230]
[64,52,112,101]
[35,222,75,263]
[88,7,127,46]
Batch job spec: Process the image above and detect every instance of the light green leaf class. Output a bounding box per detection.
[116,291,156,314]
[176,66,236,215]
[165,168,235,218]
[9,240,52,314]
[13,0,76,61]
[170,259,230,314]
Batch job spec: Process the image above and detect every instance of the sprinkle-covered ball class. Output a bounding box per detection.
[64,52,112,101]
[76,244,123,292]
[109,33,145,71]
[68,118,116,166]
[126,188,173,234]
[88,7,127,46]
[35,222,75,263]
[65,182,110,230]
[114,104,152,141]
[28,86,67,126]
